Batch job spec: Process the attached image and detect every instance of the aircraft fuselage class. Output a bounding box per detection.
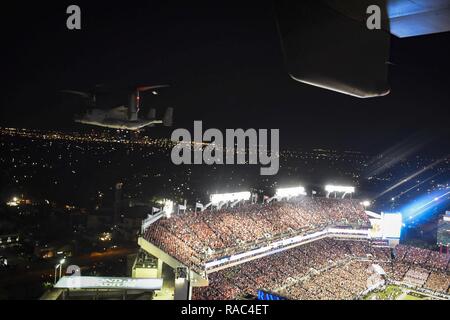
[75,117,162,130]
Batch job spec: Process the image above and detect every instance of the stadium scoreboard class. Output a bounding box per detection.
[381,212,402,239]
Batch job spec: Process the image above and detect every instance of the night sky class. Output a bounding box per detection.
[2,1,449,154]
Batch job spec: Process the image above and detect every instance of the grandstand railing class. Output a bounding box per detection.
[141,212,164,234]
[203,222,371,261]
[204,227,370,272]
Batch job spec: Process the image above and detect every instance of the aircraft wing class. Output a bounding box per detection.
[275,0,450,98]
[275,0,391,98]
[386,0,450,37]
[322,0,450,38]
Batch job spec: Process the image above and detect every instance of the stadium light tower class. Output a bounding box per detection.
[325,185,355,199]
[271,186,306,202]
[54,258,66,284]
[210,192,251,204]
[209,191,251,209]
[163,200,174,218]
[361,200,371,208]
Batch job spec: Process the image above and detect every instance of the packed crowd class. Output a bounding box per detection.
[142,196,450,299]
[425,272,450,293]
[403,267,430,286]
[144,197,370,270]
[192,239,384,300]
[192,240,450,300]
[283,260,373,300]
[394,244,450,271]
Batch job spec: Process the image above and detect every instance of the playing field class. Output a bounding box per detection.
[364,285,435,300]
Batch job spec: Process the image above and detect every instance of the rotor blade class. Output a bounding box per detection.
[136,84,170,92]
[60,90,91,99]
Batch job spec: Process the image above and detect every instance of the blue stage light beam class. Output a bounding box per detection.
[373,156,447,200]
[401,187,450,222]
[391,172,442,201]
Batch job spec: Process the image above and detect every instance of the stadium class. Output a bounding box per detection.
[133,186,450,300]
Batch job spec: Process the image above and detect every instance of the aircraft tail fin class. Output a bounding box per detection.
[147,108,156,120]
[163,107,173,127]
[128,92,138,121]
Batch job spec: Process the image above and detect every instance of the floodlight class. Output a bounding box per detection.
[325,185,355,193]
[210,192,251,204]
[275,186,306,198]
[163,200,174,215]
[361,200,371,207]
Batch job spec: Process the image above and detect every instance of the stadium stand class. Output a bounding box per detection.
[192,239,450,300]
[142,197,450,300]
[143,197,370,272]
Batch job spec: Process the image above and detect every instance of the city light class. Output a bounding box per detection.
[6,197,19,207]
[99,232,112,242]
